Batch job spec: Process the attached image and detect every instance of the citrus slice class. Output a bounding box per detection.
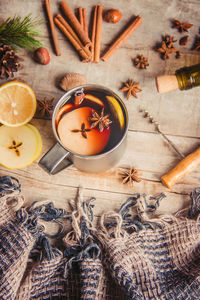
[26,124,43,160]
[0,81,37,127]
[0,125,39,169]
[55,103,74,127]
[106,96,125,129]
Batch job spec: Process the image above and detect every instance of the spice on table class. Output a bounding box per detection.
[59,73,87,92]
[36,97,54,118]
[172,19,193,33]
[120,79,142,99]
[119,167,142,185]
[44,0,61,56]
[78,7,88,36]
[34,47,50,65]
[156,36,179,60]
[0,15,42,50]
[193,36,200,51]
[103,9,122,24]
[54,14,91,62]
[179,36,189,46]
[133,54,149,69]
[88,108,112,132]
[60,1,92,49]
[101,15,143,61]
[0,44,21,79]
[91,5,104,63]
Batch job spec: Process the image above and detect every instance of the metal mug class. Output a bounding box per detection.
[39,84,129,174]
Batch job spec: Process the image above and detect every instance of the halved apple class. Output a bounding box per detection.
[84,94,104,108]
[26,124,43,160]
[106,96,125,130]
[0,125,39,169]
[55,103,74,126]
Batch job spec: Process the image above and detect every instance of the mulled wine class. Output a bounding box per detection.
[55,87,126,156]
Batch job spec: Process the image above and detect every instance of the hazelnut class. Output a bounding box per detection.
[34,47,50,65]
[103,9,122,24]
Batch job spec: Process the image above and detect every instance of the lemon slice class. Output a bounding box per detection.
[106,96,125,129]
[0,81,37,127]
[26,124,43,160]
[0,125,39,169]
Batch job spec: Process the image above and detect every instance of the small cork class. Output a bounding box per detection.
[155,75,179,93]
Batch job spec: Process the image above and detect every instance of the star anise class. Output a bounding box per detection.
[88,108,112,132]
[133,54,149,69]
[120,167,142,185]
[172,19,193,33]
[71,122,91,139]
[37,97,54,118]
[120,79,142,99]
[193,36,200,51]
[164,35,177,47]
[156,37,179,60]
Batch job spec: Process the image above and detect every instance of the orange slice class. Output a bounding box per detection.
[55,103,74,127]
[0,81,37,127]
[84,94,104,107]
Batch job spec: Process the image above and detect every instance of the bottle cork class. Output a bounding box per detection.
[155,75,179,93]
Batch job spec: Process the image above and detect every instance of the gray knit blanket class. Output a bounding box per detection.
[0,175,199,299]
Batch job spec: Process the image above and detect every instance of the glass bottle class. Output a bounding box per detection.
[176,64,200,90]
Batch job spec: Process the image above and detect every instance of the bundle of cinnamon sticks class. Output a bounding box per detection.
[45,1,143,63]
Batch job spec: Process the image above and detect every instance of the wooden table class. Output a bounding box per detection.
[1,0,200,230]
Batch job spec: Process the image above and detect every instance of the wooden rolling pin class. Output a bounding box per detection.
[161,147,200,189]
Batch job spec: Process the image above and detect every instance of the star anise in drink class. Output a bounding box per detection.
[71,122,91,139]
[88,108,112,132]
[120,167,142,185]
[120,79,142,99]
[172,19,193,33]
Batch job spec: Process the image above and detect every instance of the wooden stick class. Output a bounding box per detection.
[94,6,104,63]
[60,1,91,48]
[44,0,61,56]
[101,16,143,61]
[91,6,98,62]
[56,14,91,59]
[78,7,84,28]
[82,8,88,36]
[54,16,90,62]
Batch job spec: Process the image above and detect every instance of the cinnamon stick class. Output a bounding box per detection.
[82,8,88,37]
[44,0,61,56]
[94,5,104,63]
[101,16,143,61]
[60,1,91,48]
[56,14,91,59]
[54,16,90,62]
[78,7,84,28]
[91,6,98,62]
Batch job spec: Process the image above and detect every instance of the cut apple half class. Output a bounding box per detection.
[106,96,125,130]
[84,94,104,108]
[0,125,39,169]
[26,124,43,160]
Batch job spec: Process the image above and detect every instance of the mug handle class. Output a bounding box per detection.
[39,143,72,175]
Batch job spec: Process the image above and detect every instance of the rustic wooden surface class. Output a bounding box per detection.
[0,0,200,233]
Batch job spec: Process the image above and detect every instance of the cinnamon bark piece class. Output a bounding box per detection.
[55,14,91,59]
[94,6,104,63]
[44,0,61,56]
[54,16,90,62]
[60,1,91,48]
[101,16,143,61]
[78,7,84,28]
[91,6,98,62]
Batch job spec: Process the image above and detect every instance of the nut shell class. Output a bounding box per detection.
[103,9,122,24]
[34,48,50,65]
[59,73,87,91]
